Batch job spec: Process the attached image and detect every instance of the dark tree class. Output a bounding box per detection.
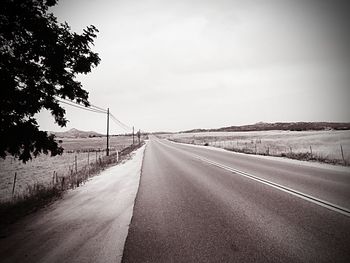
[0,0,100,162]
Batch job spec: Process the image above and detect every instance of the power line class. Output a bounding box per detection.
[110,116,131,132]
[56,97,107,112]
[58,100,106,114]
[110,113,129,128]
[110,121,130,133]
[57,97,134,134]
[110,113,132,131]
[110,116,130,131]
[89,102,107,112]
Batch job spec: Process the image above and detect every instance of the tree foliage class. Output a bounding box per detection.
[0,0,100,162]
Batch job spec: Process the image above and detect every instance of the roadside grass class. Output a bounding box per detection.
[0,135,145,201]
[0,185,63,231]
[59,135,134,152]
[222,145,344,165]
[0,142,144,229]
[165,130,350,166]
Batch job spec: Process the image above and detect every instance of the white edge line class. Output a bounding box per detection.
[194,154,350,217]
[157,138,350,218]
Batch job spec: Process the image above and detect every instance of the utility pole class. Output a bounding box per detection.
[132,126,135,144]
[106,108,109,156]
[138,129,141,145]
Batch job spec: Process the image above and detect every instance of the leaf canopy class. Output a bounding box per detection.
[0,0,101,162]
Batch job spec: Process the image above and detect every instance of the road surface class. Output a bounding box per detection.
[0,146,145,263]
[122,136,350,262]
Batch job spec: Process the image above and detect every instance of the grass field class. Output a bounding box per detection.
[59,136,133,152]
[0,135,138,202]
[163,130,350,165]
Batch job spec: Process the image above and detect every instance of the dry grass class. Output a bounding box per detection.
[0,135,143,202]
[164,130,350,165]
[0,142,144,228]
[59,136,133,152]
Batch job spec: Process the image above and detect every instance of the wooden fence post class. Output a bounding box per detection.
[340,144,345,165]
[87,150,90,177]
[12,172,17,197]
[310,145,313,155]
[75,155,78,174]
[70,169,73,188]
[61,177,65,191]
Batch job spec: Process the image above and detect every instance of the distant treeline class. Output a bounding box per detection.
[182,122,350,133]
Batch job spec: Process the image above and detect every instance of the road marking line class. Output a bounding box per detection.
[156,139,350,217]
[193,154,350,217]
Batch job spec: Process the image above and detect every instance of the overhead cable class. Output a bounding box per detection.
[58,99,106,114]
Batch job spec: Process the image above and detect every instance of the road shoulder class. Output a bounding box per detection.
[0,145,146,263]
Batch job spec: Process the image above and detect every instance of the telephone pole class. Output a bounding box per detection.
[132,126,135,144]
[106,108,109,156]
[138,129,141,145]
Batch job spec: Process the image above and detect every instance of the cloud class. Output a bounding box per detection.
[39,0,350,132]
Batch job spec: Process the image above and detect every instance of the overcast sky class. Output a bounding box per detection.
[37,0,350,133]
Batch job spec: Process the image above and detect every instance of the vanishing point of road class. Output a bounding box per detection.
[122,136,350,262]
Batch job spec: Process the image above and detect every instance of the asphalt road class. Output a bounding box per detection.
[122,136,350,263]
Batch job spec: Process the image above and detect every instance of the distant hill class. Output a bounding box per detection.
[51,128,103,138]
[151,131,175,135]
[182,122,350,133]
